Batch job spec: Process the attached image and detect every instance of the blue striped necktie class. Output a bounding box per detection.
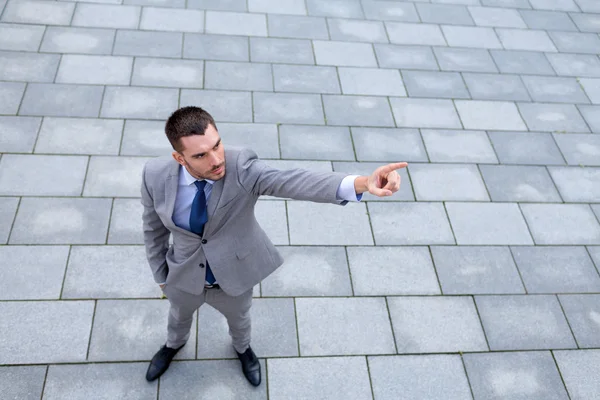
[189,180,216,284]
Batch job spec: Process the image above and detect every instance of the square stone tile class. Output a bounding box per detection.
[254,200,288,245]
[41,27,116,55]
[442,25,502,49]
[547,54,600,78]
[313,40,377,67]
[549,31,600,54]
[456,100,527,131]
[72,3,140,29]
[306,0,363,18]
[571,13,600,33]
[132,58,204,88]
[0,154,88,196]
[101,87,179,120]
[549,167,600,202]
[328,18,388,43]
[187,0,246,11]
[464,351,570,400]
[402,70,469,99]
[497,28,557,52]
[205,61,272,91]
[351,127,428,163]
[36,117,122,155]
[296,297,395,355]
[44,363,157,400]
[491,49,556,75]
[432,246,525,294]
[446,202,533,245]
[0,23,45,51]
[205,10,267,36]
[369,355,472,400]
[579,78,600,103]
[385,22,446,46]
[368,202,455,245]
[435,47,498,73]
[0,301,94,364]
[578,104,600,133]
[249,0,306,14]
[576,0,600,12]
[280,125,354,160]
[390,98,462,129]
[212,123,277,159]
[554,134,600,166]
[273,64,340,94]
[89,300,195,361]
[121,120,171,156]
[522,204,600,245]
[348,246,439,296]
[559,294,600,348]
[410,163,489,201]
[84,156,150,197]
[480,165,562,202]
[475,295,577,350]
[2,0,74,25]
[0,51,59,82]
[518,103,590,133]
[268,357,371,400]
[463,73,531,101]
[422,129,498,163]
[20,83,103,118]
[526,10,578,32]
[489,131,565,165]
[56,55,132,85]
[288,202,373,245]
[0,366,46,400]
[529,0,579,11]
[555,350,600,400]
[362,1,420,22]
[483,0,532,7]
[10,197,112,244]
[180,90,252,123]
[339,67,406,97]
[140,7,203,32]
[250,37,314,65]
[374,44,439,70]
[469,5,527,27]
[0,197,18,243]
[522,76,589,104]
[183,33,248,62]
[0,82,25,115]
[333,161,414,201]
[0,245,68,300]
[0,116,41,153]
[114,30,182,58]
[267,14,328,40]
[323,95,395,127]
[108,199,144,244]
[417,3,474,25]
[261,247,352,296]
[387,296,488,353]
[254,93,323,125]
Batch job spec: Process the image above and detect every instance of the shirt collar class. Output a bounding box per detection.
[179,164,214,186]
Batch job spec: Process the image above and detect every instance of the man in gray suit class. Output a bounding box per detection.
[141,106,406,385]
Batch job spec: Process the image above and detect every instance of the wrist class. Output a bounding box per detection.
[354,176,369,194]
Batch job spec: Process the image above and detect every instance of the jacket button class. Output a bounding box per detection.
[201,239,207,244]
[199,263,205,268]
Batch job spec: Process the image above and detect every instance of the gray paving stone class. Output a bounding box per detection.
[529,0,580,11]
[114,30,182,57]
[0,23,44,51]
[88,300,195,361]
[20,83,103,118]
[333,161,414,201]
[387,296,488,353]
[432,0,481,4]
[546,53,600,78]
[497,28,557,52]
[205,10,267,37]
[0,197,17,243]
[218,123,280,158]
[550,31,600,54]
[432,246,525,294]
[385,22,447,46]
[2,0,74,25]
[328,18,388,43]
[591,208,600,224]
[521,203,600,245]
[323,95,395,127]
[469,5,526,27]
[555,350,600,400]
[417,3,474,25]
[463,73,531,101]
[0,82,24,115]
[350,127,427,163]
[554,133,600,166]
[0,51,59,83]
[489,131,565,165]
[483,0,532,7]
[280,125,354,160]
[422,129,498,163]
[0,366,46,400]
[131,58,204,88]
[84,156,149,197]
[40,27,115,55]
[576,0,600,12]
[0,300,94,364]
[348,246,439,295]
[402,70,469,99]
[491,49,555,75]
[187,0,247,12]
[183,33,248,62]
[273,64,340,94]
[261,247,352,296]
[464,351,570,400]
[254,200,288,245]
[480,165,562,202]
[254,92,323,124]
[180,90,252,123]
[522,75,590,104]
[268,357,371,400]
[375,44,439,70]
[435,47,498,73]
[442,25,502,49]
[362,1,420,22]
[121,120,171,156]
[125,0,185,6]
[306,0,363,18]
[369,202,455,245]
[139,7,204,32]
[476,295,577,350]
[559,294,600,348]
[313,40,377,67]
[0,116,41,153]
[410,163,489,201]
[249,0,306,15]
[518,103,590,132]
[205,61,272,91]
[10,197,112,244]
[0,154,87,196]
[296,297,395,355]
[458,100,528,131]
[44,363,157,400]
[288,202,373,245]
[72,3,140,29]
[266,14,328,40]
[549,166,600,202]
[340,67,406,97]
[107,199,144,244]
[369,355,472,400]
[101,86,178,120]
[56,54,132,85]
[0,245,68,300]
[570,12,600,33]
[579,78,600,103]
[391,98,462,129]
[250,37,314,64]
[578,104,600,132]
[521,9,578,31]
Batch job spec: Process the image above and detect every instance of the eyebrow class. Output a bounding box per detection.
[191,138,221,158]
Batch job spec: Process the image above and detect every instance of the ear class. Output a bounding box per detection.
[172,151,185,166]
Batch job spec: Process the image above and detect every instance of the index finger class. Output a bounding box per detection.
[380,162,408,173]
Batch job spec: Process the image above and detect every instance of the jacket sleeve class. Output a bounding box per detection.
[140,164,170,284]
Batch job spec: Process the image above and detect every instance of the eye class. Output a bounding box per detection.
[214,142,220,149]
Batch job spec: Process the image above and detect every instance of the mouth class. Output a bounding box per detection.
[212,165,224,174]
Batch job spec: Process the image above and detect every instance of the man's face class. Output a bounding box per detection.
[172,124,226,181]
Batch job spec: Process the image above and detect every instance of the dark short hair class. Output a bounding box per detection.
[165,106,217,152]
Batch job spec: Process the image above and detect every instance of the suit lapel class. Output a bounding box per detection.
[165,161,197,237]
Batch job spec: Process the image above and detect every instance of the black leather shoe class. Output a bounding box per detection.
[236,346,261,386]
[145,344,184,382]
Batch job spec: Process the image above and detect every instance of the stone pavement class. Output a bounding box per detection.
[1,0,600,398]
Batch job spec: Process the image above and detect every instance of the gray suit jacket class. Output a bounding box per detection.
[141,147,348,296]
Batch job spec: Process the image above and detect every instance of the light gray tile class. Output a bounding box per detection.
[0,81,25,115]
[489,131,565,165]
[480,165,562,202]
[0,301,94,364]
[483,0,532,7]
[205,61,272,91]
[385,22,447,46]
[529,0,579,11]
[56,54,132,85]
[41,27,115,55]
[550,31,600,54]
[0,23,45,51]
[0,116,41,153]
[250,37,314,64]
[183,33,248,62]
[83,156,149,197]
[368,202,455,245]
[328,18,388,43]
[2,0,74,25]
[555,350,600,399]
[101,86,179,120]
[578,104,600,133]
[273,64,340,94]
[457,100,527,130]
[559,294,600,348]
[521,9,578,31]
[432,0,481,4]
[248,298,299,357]
[436,48,497,73]
[522,76,589,104]
[36,117,122,155]
[125,0,185,6]
[333,161,414,201]
[249,0,306,15]
[388,296,488,353]
[442,25,502,49]
[402,70,469,99]
[0,197,18,243]
[108,199,144,244]
[339,67,405,97]
[375,44,439,70]
[72,3,140,29]
[218,123,279,159]
[417,3,474,25]
[351,127,427,163]
[266,14,328,40]
[362,1,420,22]
[497,28,557,52]
[391,98,462,129]
[205,10,267,37]
[0,366,46,400]
[463,73,531,101]
[296,297,395,355]
[306,0,363,18]
[422,129,498,163]
[280,125,354,160]
[114,30,182,57]
[180,90,252,123]
[313,40,377,67]
[254,92,323,124]
[476,295,577,350]
[546,53,600,78]
[579,78,600,103]
[576,0,600,12]
[410,163,489,201]
[521,203,600,245]
[549,166,600,202]
[139,7,204,32]
[554,133,600,166]
[132,58,204,88]
[446,202,534,245]
[121,120,172,156]
[0,51,59,83]
[518,103,590,133]
[20,83,103,118]
[491,49,556,75]
[254,200,288,245]
[323,95,395,127]
[187,0,247,11]
[469,5,526,27]
[571,13,600,33]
